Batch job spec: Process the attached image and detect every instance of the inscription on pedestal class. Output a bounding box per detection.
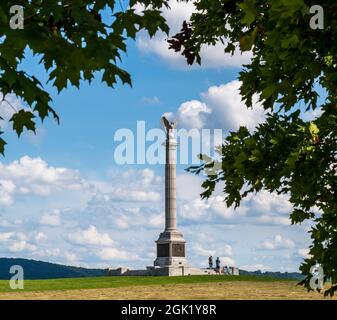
[157,243,170,257]
[172,243,185,257]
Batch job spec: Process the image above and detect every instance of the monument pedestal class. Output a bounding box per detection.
[154,230,188,268]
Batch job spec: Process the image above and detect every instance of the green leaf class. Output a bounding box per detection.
[239,27,257,51]
[10,110,36,137]
[261,84,277,100]
[238,0,258,26]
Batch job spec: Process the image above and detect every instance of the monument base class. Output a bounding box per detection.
[149,229,216,276]
[147,266,214,276]
[154,229,188,268]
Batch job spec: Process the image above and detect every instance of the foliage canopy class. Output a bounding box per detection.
[0,0,169,154]
[169,0,337,295]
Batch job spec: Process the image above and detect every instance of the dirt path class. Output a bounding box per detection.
[0,281,333,300]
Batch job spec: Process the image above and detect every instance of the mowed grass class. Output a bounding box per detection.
[0,275,296,293]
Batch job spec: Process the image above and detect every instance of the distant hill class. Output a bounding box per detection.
[239,269,304,280]
[0,258,304,280]
[0,258,105,280]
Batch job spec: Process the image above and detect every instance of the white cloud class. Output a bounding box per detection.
[40,210,61,226]
[181,195,247,222]
[221,244,234,257]
[35,232,48,243]
[199,43,252,69]
[193,244,233,257]
[211,196,248,219]
[0,232,14,242]
[252,191,292,215]
[0,156,79,185]
[193,245,216,257]
[219,256,236,267]
[178,184,293,227]
[0,156,87,206]
[174,100,211,129]
[93,169,161,203]
[148,213,164,228]
[142,96,161,105]
[0,232,40,255]
[0,180,16,206]
[0,93,23,128]
[298,248,312,259]
[9,240,37,253]
[260,235,295,251]
[181,198,210,220]
[115,217,129,229]
[97,247,138,261]
[16,232,27,241]
[32,248,61,259]
[108,189,161,202]
[136,0,251,69]
[170,80,265,133]
[68,225,113,247]
[177,174,203,201]
[258,215,291,226]
[64,252,78,263]
[32,248,78,264]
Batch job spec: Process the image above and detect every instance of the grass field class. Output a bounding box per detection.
[0,275,333,300]
[0,275,288,292]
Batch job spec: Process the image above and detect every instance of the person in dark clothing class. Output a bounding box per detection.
[216,257,221,270]
[208,256,213,269]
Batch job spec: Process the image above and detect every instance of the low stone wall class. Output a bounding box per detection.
[105,266,237,277]
[124,269,150,276]
[105,267,130,276]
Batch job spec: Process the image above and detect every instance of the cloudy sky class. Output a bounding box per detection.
[0,1,314,272]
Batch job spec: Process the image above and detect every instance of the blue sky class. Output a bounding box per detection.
[0,1,315,272]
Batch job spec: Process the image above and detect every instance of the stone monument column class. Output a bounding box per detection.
[154,117,188,271]
[165,131,177,231]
